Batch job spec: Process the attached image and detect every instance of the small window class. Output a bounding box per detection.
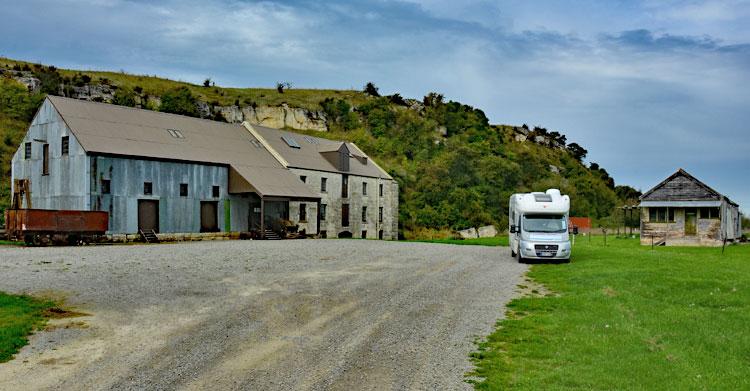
[379,206,384,223]
[42,143,49,175]
[300,175,307,183]
[321,177,327,192]
[648,207,673,223]
[320,204,327,221]
[101,179,111,194]
[167,129,185,138]
[379,183,384,197]
[342,175,349,198]
[700,207,720,219]
[342,203,350,227]
[212,185,220,198]
[361,230,367,239]
[299,203,307,222]
[362,206,367,223]
[144,182,153,195]
[180,183,188,197]
[24,142,32,159]
[362,182,367,196]
[61,136,69,155]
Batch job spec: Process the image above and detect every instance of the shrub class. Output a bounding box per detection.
[364,82,380,97]
[159,87,199,117]
[112,87,137,107]
[203,78,211,87]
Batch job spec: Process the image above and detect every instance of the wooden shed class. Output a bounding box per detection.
[639,169,742,246]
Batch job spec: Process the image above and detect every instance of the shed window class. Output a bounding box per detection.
[649,207,674,223]
[379,183,384,197]
[321,177,327,192]
[362,182,367,196]
[24,142,31,159]
[180,183,188,197]
[299,203,307,222]
[379,207,384,223]
[101,179,111,194]
[700,207,720,219]
[212,185,220,198]
[342,175,349,198]
[300,175,307,183]
[61,136,69,155]
[362,206,367,223]
[42,144,49,175]
[144,182,153,195]
[320,204,327,221]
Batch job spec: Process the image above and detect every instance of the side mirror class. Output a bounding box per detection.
[573,226,579,235]
[510,225,517,234]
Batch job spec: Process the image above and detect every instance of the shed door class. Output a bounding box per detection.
[685,208,697,236]
[201,201,219,232]
[138,200,159,233]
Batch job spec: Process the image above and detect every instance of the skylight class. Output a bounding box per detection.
[282,135,301,148]
[167,129,185,139]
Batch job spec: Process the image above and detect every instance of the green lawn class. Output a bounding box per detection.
[0,292,56,362]
[470,237,750,390]
[413,236,509,247]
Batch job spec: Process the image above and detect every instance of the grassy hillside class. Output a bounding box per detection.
[0,57,634,236]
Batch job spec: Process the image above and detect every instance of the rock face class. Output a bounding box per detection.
[477,225,498,238]
[218,104,328,131]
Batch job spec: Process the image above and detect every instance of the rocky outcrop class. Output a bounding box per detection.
[216,104,327,131]
[457,227,478,239]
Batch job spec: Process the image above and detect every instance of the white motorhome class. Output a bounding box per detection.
[509,189,571,262]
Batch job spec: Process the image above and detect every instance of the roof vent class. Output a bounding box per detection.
[282,135,300,148]
[250,140,263,149]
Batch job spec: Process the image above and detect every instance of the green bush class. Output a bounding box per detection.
[159,87,199,117]
[112,87,137,107]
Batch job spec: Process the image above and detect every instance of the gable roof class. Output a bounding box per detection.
[46,96,318,199]
[249,124,392,179]
[640,168,737,206]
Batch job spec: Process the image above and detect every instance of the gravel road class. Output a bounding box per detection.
[0,240,526,390]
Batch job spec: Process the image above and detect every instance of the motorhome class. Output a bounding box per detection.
[509,189,571,262]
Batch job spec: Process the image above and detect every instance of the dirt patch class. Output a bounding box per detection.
[516,275,556,298]
[43,307,90,319]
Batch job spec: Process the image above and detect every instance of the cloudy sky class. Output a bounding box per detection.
[2,0,749,211]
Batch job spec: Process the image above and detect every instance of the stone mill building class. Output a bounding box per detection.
[11,96,399,239]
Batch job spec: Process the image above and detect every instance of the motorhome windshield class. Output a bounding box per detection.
[522,214,567,233]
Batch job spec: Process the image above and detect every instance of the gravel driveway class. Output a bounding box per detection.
[0,240,526,390]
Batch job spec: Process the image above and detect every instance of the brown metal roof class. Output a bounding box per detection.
[251,125,392,179]
[47,96,318,199]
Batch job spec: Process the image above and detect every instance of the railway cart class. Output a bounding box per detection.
[5,209,109,246]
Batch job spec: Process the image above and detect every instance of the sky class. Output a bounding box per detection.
[1,0,749,212]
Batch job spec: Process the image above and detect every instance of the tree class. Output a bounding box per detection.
[566,142,587,162]
[112,87,137,107]
[423,92,443,107]
[160,87,199,117]
[203,78,211,87]
[276,81,292,93]
[388,93,407,106]
[364,82,380,97]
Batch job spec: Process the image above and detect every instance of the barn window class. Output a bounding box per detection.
[362,206,368,223]
[180,183,188,197]
[700,208,719,219]
[342,175,349,198]
[101,179,111,194]
[379,206,384,223]
[321,177,327,192]
[299,203,307,222]
[362,182,367,196]
[42,144,49,175]
[24,142,31,159]
[379,183,384,197]
[320,204,327,221]
[61,136,69,155]
[342,203,350,227]
[144,182,153,195]
[212,185,220,198]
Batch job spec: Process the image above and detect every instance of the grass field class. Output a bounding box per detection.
[469,236,750,390]
[0,292,56,362]
[413,236,509,247]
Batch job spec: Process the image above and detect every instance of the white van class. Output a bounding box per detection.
[509,189,571,262]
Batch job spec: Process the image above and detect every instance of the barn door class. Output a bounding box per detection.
[685,208,697,236]
[138,200,159,233]
[200,201,219,232]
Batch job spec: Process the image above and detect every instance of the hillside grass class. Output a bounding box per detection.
[469,237,750,390]
[0,292,56,362]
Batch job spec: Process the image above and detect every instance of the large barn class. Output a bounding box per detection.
[639,169,741,246]
[10,96,399,239]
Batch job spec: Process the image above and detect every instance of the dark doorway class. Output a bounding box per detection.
[338,231,352,238]
[201,201,219,232]
[378,230,384,240]
[342,203,350,227]
[138,199,159,232]
[685,208,697,236]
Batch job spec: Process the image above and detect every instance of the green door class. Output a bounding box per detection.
[685,208,697,236]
